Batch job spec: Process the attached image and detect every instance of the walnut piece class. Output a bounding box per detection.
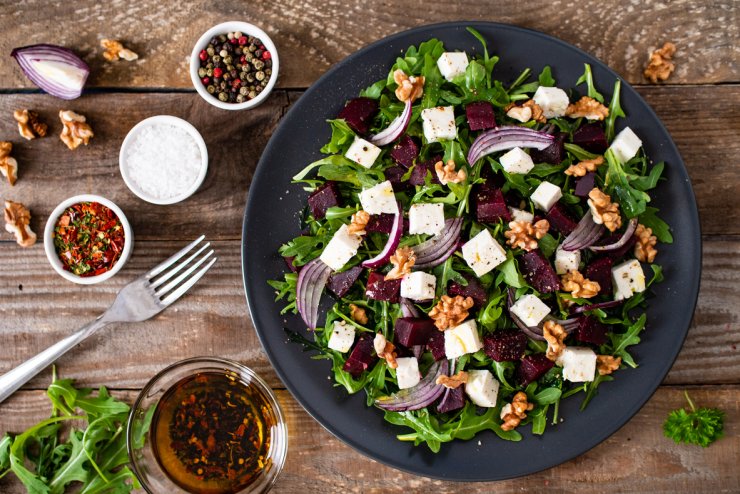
[347,209,370,236]
[504,219,550,252]
[0,141,19,186]
[429,295,474,330]
[349,303,368,325]
[634,223,658,263]
[543,320,567,361]
[4,200,36,247]
[561,269,601,299]
[59,110,94,150]
[522,99,546,123]
[505,104,532,123]
[436,370,469,389]
[373,333,398,369]
[393,69,425,103]
[644,42,676,84]
[565,155,604,177]
[588,187,622,232]
[596,355,622,375]
[101,39,139,61]
[13,109,47,140]
[435,159,467,185]
[500,391,534,431]
[385,246,416,280]
[565,96,609,121]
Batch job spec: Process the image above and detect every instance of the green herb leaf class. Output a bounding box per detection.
[538,66,556,87]
[605,79,626,142]
[639,207,673,243]
[575,63,604,103]
[320,119,356,155]
[663,391,724,447]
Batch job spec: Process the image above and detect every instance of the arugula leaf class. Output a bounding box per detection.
[639,207,673,243]
[629,161,664,192]
[564,143,600,162]
[359,79,386,99]
[575,63,604,103]
[604,149,650,218]
[320,119,355,155]
[495,255,526,289]
[608,313,647,368]
[663,391,724,447]
[537,233,559,259]
[605,79,626,142]
[420,53,442,110]
[538,66,555,87]
[433,257,467,297]
[466,27,498,88]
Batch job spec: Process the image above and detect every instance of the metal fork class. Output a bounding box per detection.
[0,235,217,404]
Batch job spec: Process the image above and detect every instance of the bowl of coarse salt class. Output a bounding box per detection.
[119,115,208,205]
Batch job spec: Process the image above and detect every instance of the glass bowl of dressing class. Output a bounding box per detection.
[127,357,288,494]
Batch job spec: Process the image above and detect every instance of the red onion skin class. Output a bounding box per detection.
[11,44,89,100]
[570,299,625,314]
[562,211,605,251]
[375,360,448,411]
[467,127,554,165]
[370,100,412,146]
[296,258,332,329]
[413,217,463,266]
[589,218,639,252]
[362,205,403,268]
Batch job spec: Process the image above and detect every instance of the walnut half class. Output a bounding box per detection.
[393,69,425,103]
[429,295,474,330]
[565,156,604,177]
[561,270,601,299]
[4,200,36,247]
[0,141,19,186]
[588,187,622,232]
[385,246,415,280]
[435,159,467,185]
[634,223,658,263]
[565,96,609,121]
[543,320,566,361]
[644,42,676,84]
[597,355,622,375]
[59,110,94,150]
[500,391,534,431]
[504,219,549,252]
[14,110,47,140]
[101,39,139,61]
[373,333,398,369]
[436,371,469,389]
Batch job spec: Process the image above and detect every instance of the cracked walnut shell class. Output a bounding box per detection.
[504,219,549,252]
[385,246,416,280]
[500,391,534,431]
[0,141,19,186]
[435,159,467,185]
[59,110,94,150]
[14,110,47,140]
[436,371,469,389]
[588,187,622,232]
[543,320,567,361]
[565,96,609,121]
[347,210,370,236]
[101,39,139,61]
[393,69,425,103]
[565,155,604,177]
[4,200,36,247]
[597,355,622,375]
[634,223,658,263]
[644,42,676,84]
[429,295,474,330]
[561,270,601,299]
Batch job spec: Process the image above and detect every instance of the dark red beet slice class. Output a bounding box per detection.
[366,213,395,234]
[595,232,638,260]
[545,202,578,235]
[474,184,511,223]
[466,101,496,131]
[283,256,298,273]
[307,181,341,220]
[575,316,609,345]
[327,266,363,298]
[395,317,437,347]
[516,354,554,386]
[337,97,379,135]
[366,271,401,303]
[483,330,528,362]
[571,123,608,153]
[520,249,560,293]
[409,156,442,186]
[530,132,566,165]
[584,256,614,296]
[384,165,411,191]
[343,334,376,377]
[448,274,487,308]
[574,172,597,198]
[437,386,465,413]
[389,135,419,168]
[427,331,446,361]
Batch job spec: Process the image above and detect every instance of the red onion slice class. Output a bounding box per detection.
[296,258,333,329]
[570,299,625,314]
[400,297,421,318]
[589,218,639,252]
[467,126,554,165]
[370,100,412,147]
[562,211,605,251]
[506,289,578,341]
[11,44,89,100]
[375,359,448,411]
[361,205,403,268]
[412,217,463,267]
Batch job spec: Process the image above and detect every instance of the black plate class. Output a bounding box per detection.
[242,22,701,481]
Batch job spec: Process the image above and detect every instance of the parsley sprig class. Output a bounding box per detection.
[663,391,724,447]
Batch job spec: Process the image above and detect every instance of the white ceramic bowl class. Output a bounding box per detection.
[119,115,209,205]
[190,21,279,110]
[44,194,133,285]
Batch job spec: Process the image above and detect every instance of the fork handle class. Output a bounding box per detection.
[0,316,110,404]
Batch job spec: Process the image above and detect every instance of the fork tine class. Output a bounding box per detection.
[160,257,217,306]
[149,242,210,289]
[146,235,206,279]
[155,249,215,297]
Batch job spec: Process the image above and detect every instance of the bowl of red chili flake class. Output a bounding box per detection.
[44,194,132,284]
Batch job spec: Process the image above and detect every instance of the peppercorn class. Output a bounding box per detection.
[236,94,245,103]
[223,55,232,65]
[220,49,228,57]
[262,50,271,61]
[248,44,257,52]
[198,67,207,78]
[213,67,223,78]
[218,35,226,42]
[207,46,215,56]
[212,55,221,63]
[206,68,213,77]
[229,92,237,102]
[227,32,234,40]
[202,77,210,85]
[239,86,248,95]
[218,92,228,102]
[223,72,231,81]
[245,73,255,83]
[255,49,263,59]
[248,90,257,99]
[238,36,247,46]
[235,47,243,55]
[255,71,265,81]
[252,60,265,71]
[207,85,216,94]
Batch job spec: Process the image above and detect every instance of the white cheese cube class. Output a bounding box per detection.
[396,357,421,389]
[499,147,535,174]
[532,86,570,119]
[400,271,437,301]
[611,259,646,300]
[421,106,457,143]
[461,229,507,277]
[510,294,551,327]
[436,52,469,81]
[509,207,534,223]
[444,320,483,359]
[530,181,562,212]
[409,203,445,236]
[464,369,500,407]
[345,136,382,169]
[608,127,643,164]
[359,180,398,215]
[319,224,362,271]
[556,347,597,382]
[555,246,581,275]
[327,320,356,353]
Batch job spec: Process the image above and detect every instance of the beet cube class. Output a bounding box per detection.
[595,232,638,260]
[366,272,401,303]
[544,202,578,236]
[584,256,614,295]
[448,274,488,308]
[575,316,609,345]
[409,156,442,186]
[474,184,511,223]
[437,386,465,413]
[308,181,341,220]
[520,250,560,293]
[366,214,395,234]
[574,172,597,198]
[327,266,363,298]
[571,123,608,154]
[389,135,419,168]
[383,165,411,191]
[466,101,496,131]
[484,330,528,362]
[395,317,437,347]
[530,132,566,165]
[337,97,379,135]
[342,334,376,377]
[427,331,446,361]
[283,256,298,273]
[516,354,554,386]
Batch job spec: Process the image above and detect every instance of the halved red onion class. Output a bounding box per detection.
[11,44,89,100]
[375,359,448,411]
[296,258,333,329]
[589,218,638,252]
[570,299,625,314]
[362,205,403,268]
[562,211,605,251]
[467,126,554,165]
[370,100,412,147]
[413,217,463,268]
[506,289,578,341]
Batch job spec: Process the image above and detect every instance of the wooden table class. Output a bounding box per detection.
[1,1,738,492]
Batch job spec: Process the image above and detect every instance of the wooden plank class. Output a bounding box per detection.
[0,386,737,493]
[0,0,736,89]
[0,238,737,390]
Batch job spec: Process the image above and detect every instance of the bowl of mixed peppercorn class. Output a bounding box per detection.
[190,21,279,110]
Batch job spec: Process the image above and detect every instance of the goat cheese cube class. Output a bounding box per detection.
[359,180,398,215]
[530,181,562,212]
[555,246,581,275]
[421,106,457,143]
[611,259,646,300]
[400,272,436,301]
[556,347,597,382]
[608,127,643,163]
[509,207,534,223]
[499,147,535,174]
[464,369,500,407]
[409,203,445,236]
[532,86,570,119]
[461,229,507,277]
[444,320,483,359]
[345,136,382,169]
[436,52,469,81]
[319,224,362,271]
[327,320,356,353]
[510,294,551,327]
[396,357,421,389]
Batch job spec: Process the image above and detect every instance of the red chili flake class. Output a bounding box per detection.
[213,67,223,78]
[199,50,208,61]
[262,50,271,61]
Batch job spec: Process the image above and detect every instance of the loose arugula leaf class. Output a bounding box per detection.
[575,63,604,103]
[495,255,526,289]
[605,79,626,142]
[629,161,664,192]
[538,66,555,87]
[608,313,647,368]
[359,78,387,99]
[663,391,724,447]
[320,119,355,155]
[639,207,673,243]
